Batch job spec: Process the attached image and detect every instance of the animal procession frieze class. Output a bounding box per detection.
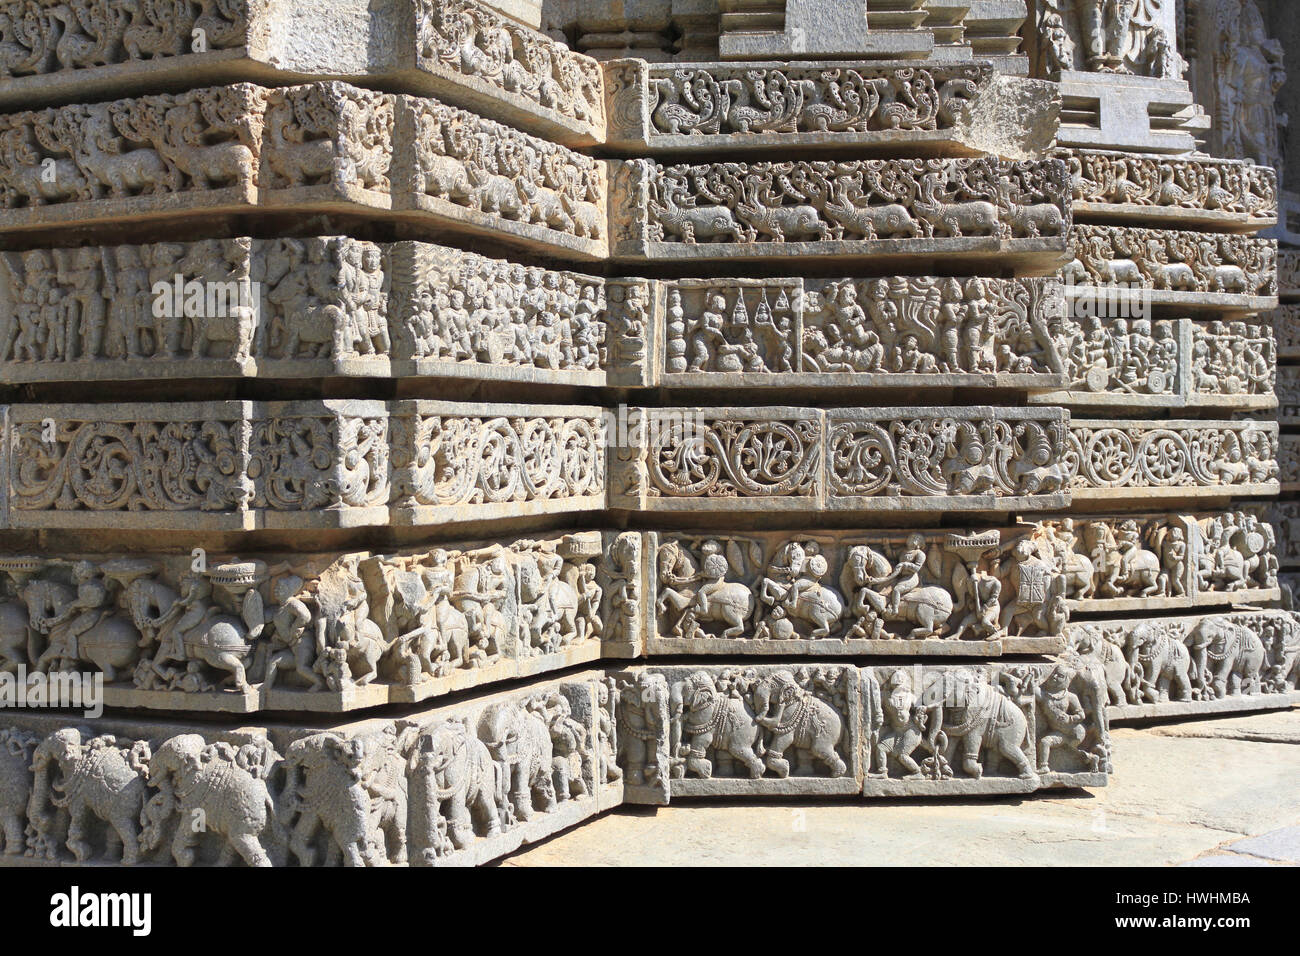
[659,275,1066,388]
[1062,150,1278,226]
[402,93,606,257]
[0,672,619,866]
[1064,419,1278,498]
[1035,510,1279,613]
[1063,225,1278,306]
[646,528,1069,654]
[610,155,1072,264]
[613,406,1072,513]
[0,532,633,712]
[606,59,1040,154]
[0,399,607,531]
[1273,304,1300,358]
[415,0,604,143]
[861,662,1110,795]
[1065,609,1300,722]
[1035,315,1277,409]
[0,0,605,145]
[610,662,1110,799]
[0,81,393,219]
[0,82,607,260]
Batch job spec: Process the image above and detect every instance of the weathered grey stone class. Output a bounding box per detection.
[0,671,619,866]
[611,405,1072,515]
[0,0,605,147]
[605,59,1059,160]
[1064,609,1300,723]
[1064,225,1278,313]
[0,531,634,714]
[609,154,1072,270]
[0,399,606,531]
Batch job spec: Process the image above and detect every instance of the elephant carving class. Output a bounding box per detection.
[670,671,764,779]
[279,732,372,867]
[0,727,36,855]
[751,671,847,777]
[927,671,1035,780]
[478,702,555,822]
[1191,619,1265,698]
[27,728,151,864]
[408,718,501,863]
[1126,623,1192,703]
[142,734,282,867]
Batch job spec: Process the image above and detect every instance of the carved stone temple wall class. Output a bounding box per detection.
[0,0,1293,867]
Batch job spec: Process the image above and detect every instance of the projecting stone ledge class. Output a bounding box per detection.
[0,82,607,262]
[604,59,1059,160]
[0,0,606,147]
[609,155,1071,271]
[611,405,1072,515]
[0,399,606,532]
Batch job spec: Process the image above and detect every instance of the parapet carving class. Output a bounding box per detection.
[0,532,629,712]
[1037,510,1279,613]
[612,406,1071,514]
[1066,610,1300,722]
[416,0,604,138]
[1,400,606,531]
[1063,225,1278,306]
[0,0,605,146]
[661,276,1065,388]
[1062,150,1278,227]
[606,59,1053,156]
[611,156,1072,265]
[1038,316,1277,409]
[0,82,606,260]
[402,93,606,257]
[1065,419,1278,499]
[0,673,619,865]
[647,528,1067,655]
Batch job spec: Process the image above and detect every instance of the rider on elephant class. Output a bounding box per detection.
[33,562,114,671]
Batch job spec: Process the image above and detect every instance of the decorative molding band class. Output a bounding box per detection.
[0,0,606,146]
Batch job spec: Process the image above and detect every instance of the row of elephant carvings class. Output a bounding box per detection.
[0,533,635,697]
[617,409,1276,502]
[6,404,605,518]
[0,81,606,244]
[0,237,644,372]
[0,676,620,866]
[1066,611,1300,708]
[615,156,1071,245]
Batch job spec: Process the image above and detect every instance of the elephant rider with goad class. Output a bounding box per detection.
[35,561,113,670]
